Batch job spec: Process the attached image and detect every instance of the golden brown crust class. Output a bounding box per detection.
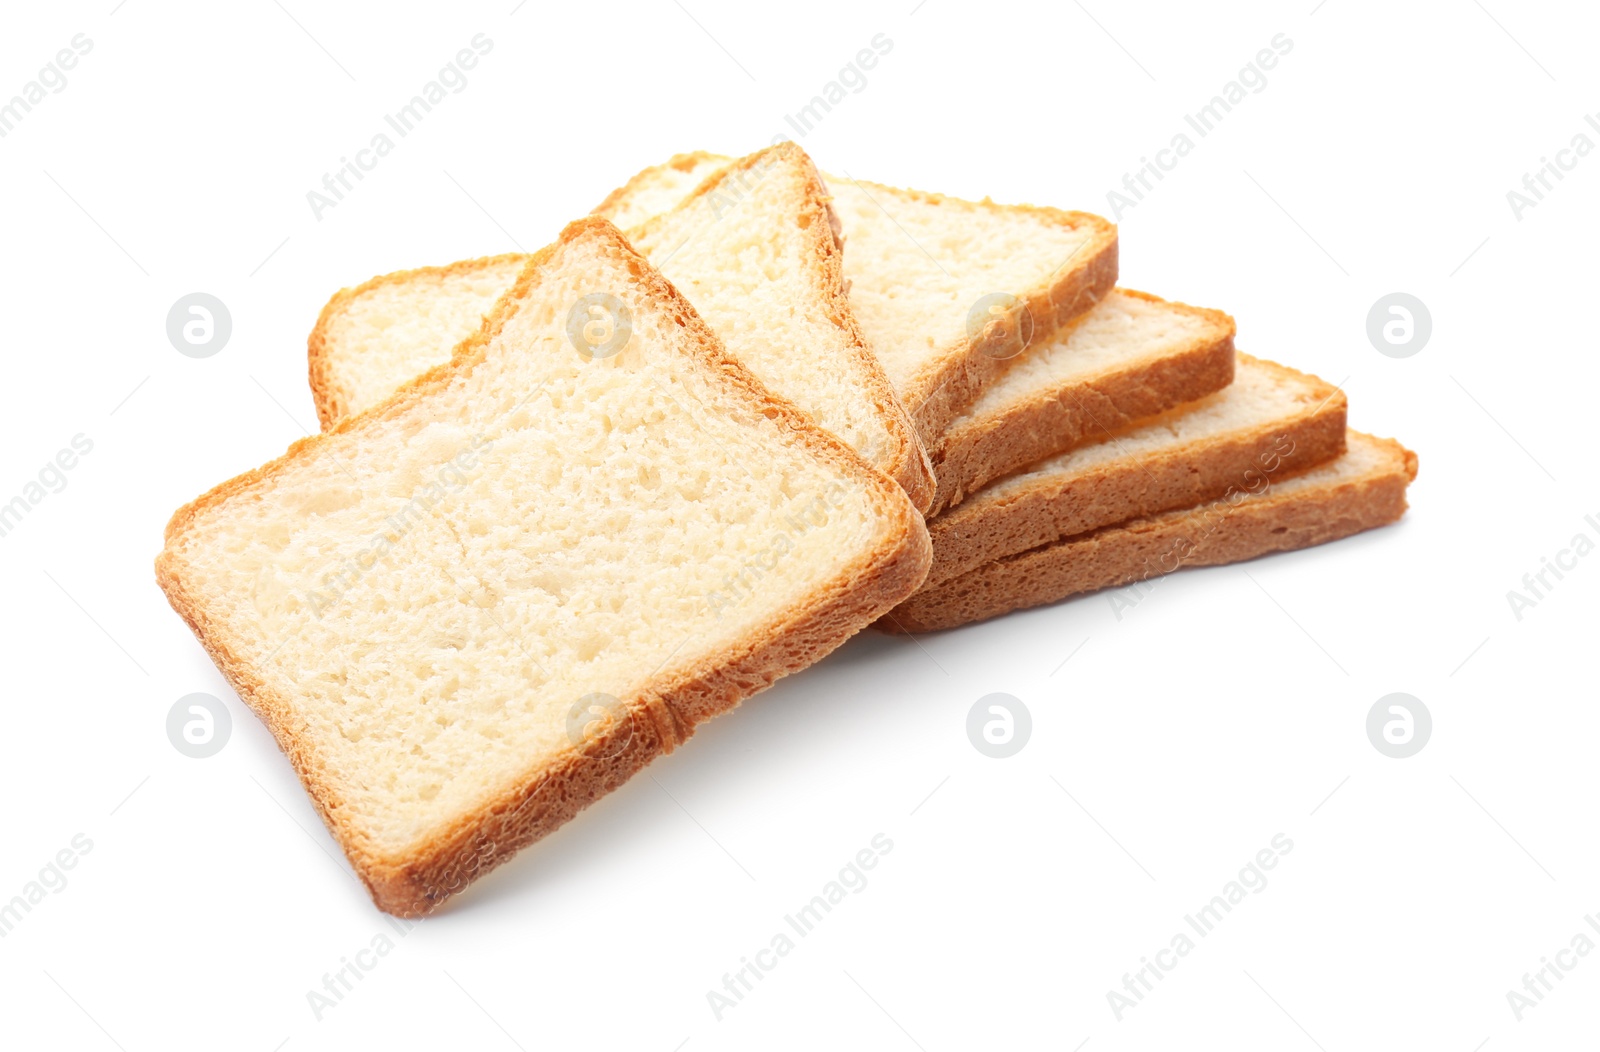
[845,185,1120,445]
[307,253,528,430]
[160,217,930,916]
[926,290,1237,515]
[796,150,936,512]
[311,148,937,512]
[590,150,730,219]
[916,355,1349,589]
[883,431,1417,633]
[629,144,935,511]
[642,165,1121,448]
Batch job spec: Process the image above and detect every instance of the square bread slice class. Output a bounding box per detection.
[308,145,935,511]
[310,152,1116,484]
[927,288,1237,515]
[159,218,931,916]
[309,253,527,428]
[916,354,1348,590]
[884,430,1417,632]
[616,144,932,508]
[594,152,1121,445]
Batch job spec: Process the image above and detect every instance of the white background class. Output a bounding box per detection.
[1,1,1595,1048]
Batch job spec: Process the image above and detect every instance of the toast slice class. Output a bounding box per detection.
[309,145,935,510]
[622,144,933,508]
[159,218,931,916]
[593,153,1121,443]
[823,174,1117,444]
[884,430,1416,632]
[309,254,527,428]
[919,354,1348,589]
[927,289,1237,514]
[305,153,733,430]
[592,150,729,232]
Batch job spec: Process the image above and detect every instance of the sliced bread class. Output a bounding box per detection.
[884,430,1416,632]
[308,145,935,510]
[919,354,1348,589]
[927,289,1237,514]
[306,153,733,430]
[823,174,1118,444]
[159,218,931,916]
[594,153,1122,443]
[309,253,527,429]
[620,144,933,507]
[592,151,729,232]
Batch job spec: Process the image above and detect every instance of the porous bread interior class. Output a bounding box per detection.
[973,355,1326,503]
[322,153,1106,438]
[601,155,1106,405]
[325,257,527,421]
[600,154,729,231]
[822,175,1098,394]
[166,231,885,860]
[950,290,1224,428]
[629,151,902,479]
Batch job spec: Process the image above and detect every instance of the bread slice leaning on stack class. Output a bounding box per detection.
[623,145,932,507]
[308,144,934,510]
[884,431,1417,632]
[595,152,1122,445]
[158,218,931,916]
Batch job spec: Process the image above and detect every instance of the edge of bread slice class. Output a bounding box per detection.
[308,253,528,430]
[593,151,731,231]
[884,430,1416,632]
[822,175,1119,445]
[927,288,1237,514]
[161,218,931,916]
[595,154,1122,446]
[917,354,1348,590]
[623,143,934,509]
[307,146,934,509]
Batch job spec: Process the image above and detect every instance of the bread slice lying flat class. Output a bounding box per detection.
[917,354,1348,589]
[308,145,934,510]
[309,253,527,429]
[884,430,1416,632]
[594,153,1121,444]
[159,219,931,916]
[927,289,1237,515]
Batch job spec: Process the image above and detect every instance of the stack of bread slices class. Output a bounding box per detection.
[157,143,1415,916]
